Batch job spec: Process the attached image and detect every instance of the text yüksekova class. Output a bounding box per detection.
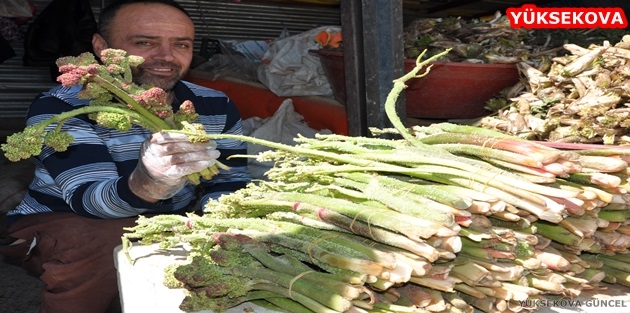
[506,4,627,28]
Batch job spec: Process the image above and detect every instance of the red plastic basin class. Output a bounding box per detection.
[311,49,519,119]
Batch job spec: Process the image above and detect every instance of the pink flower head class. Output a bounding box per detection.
[179,100,196,114]
[56,63,100,87]
[57,68,90,87]
[152,108,173,118]
[133,87,170,109]
[85,64,100,74]
[106,64,124,75]
[100,49,127,64]
[57,72,84,87]
[58,64,79,74]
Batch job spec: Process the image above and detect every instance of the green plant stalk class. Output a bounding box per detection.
[383,146,579,198]
[180,256,353,313]
[481,158,557,182]
[488,216,531,230]
[210,132,579,206]
[226,230,384,278]
[290,201,441,261]
[295,135,398,155]
[567,172,621,189]
[598,254,630,272]
[361,301,423,313]
[593,209,630,222]
[434,143,547,168]
[91,75,172,130]
[193,217,386,275]
[245,217,398,269]
[338,171,468,213]
[43,105,161,132]
[456,291,495,312]
[453,283,486,299]
[249,283,342,313]
[450,262,492,286]
[383,48,452,147]
[244,245,365,299]
[442,292,473,312]
[531,221,584,247]
[262,159,563,223]
[579,253,604,268]
[256,298,314,313]
[577,268,606,284]
[525,275,564,294]
[248,300,291,313]
[180,289,283,313]
[300,133,404,149]
[275,191,456,239]
[278,252,365,284]
[460,244,516,260]
[356,239,433,276]
[552,177,607,197]
[207,195,425,265]
[331,176,457,227]
[601,265,630,288]
[267,211,350,233]
[416,128,562,164]
[602,251,630,264]
[1,105,163,163]
[461,236,499,249]
[431,185,498,203]
[436,174,562,223]
[578,155,628,172]
[299,146,579,201]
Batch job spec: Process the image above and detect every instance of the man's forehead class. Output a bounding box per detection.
[113,3,193,27]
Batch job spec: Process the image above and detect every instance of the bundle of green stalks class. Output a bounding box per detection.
[123,49,630,313]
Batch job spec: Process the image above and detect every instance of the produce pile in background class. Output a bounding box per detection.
[480,36,630,145]
[403,13,626,65]
[124,52,630,313]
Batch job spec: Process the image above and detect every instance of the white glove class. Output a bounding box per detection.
[128,132,220,202]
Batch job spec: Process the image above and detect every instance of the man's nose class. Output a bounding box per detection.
[153,44,176,61]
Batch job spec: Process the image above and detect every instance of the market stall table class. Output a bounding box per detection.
[115,244,630,313]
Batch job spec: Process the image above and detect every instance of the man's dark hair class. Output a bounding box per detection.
[98,0,191,41]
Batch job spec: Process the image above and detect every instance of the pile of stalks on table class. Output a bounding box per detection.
[123,49,630,313]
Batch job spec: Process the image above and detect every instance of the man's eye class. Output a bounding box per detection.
[136,41,151,46]
[175,43,191,49]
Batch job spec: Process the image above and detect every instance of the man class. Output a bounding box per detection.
[1,1,251,312]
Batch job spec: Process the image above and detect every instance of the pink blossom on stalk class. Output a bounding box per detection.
[85,64,100,74]
[57,70,88,87]
[132,87,171,111]
[179,100,196,114]
[106,64,124,74]
[100,49,127,64]
[56,64,101,87]
[58,64,79,73]
[153,109,173,118]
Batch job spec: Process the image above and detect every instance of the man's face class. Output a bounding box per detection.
[97,3,195,91]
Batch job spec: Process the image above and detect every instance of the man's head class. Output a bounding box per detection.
[92,0,195,92]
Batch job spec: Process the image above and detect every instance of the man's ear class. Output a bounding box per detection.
[92,33,108,57]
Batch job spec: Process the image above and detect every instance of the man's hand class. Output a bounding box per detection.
[128,132,220,202]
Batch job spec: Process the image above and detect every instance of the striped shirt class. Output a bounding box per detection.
[7,80,251,220]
